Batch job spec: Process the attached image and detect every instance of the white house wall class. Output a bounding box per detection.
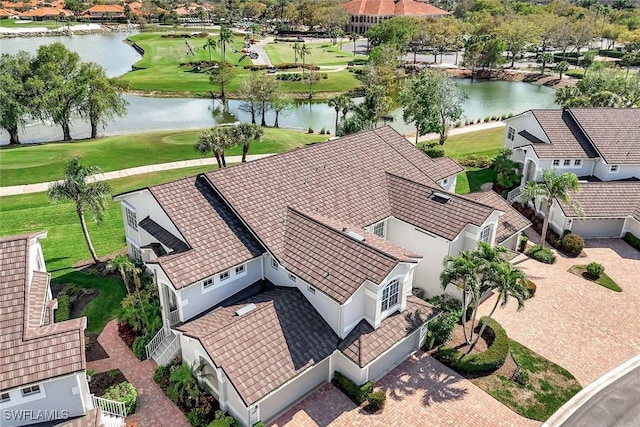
[623,217,640,237]
[437,174,457,193]
[593,161,639,181]
[0,373,87,427]
[332,351,367,385]
[341,282,372,337]
[224,372,251,427]
[571,218,625,238]
[504,113,548,151]
[368,328,420,381]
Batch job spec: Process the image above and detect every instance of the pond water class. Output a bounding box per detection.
[0,35,557,144]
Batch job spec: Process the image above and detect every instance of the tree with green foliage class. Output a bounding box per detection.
[218,26,234,99]
[0,51,33,145]
[195,127,232,168]
[327,94,354,132]
[230,123,264,162]
[270,92,294,128]
[556,61,570,80]
[203,37,217,63]
[300,43,311,76]
[365,16,418,49]
[238,77,259,124]
[292,42,301,64]
[493,149,522,191]
[106,254,134,294]
[48,157,111,263]
[498,19,541,68]
[167,363,202,408]
[556,67,640,107]
[399,68,468,145]
[520,169,581,249]
[209,62,236,99]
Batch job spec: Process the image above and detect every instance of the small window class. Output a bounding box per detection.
[22,385,40,396]
[574,159,582,166]
[219,271,230,281]
[372,222,385,237]
[125,207,138,230]
[381,280,399,312]
[507,126,515,141]
[442,178,449,185]
[288,273,297,282]
[479,226,490,242]
[203,277,214,289]
[271,259,278,270]
[0,392,9,402]
[553,159,560,166]
[563,159,571,166]
[307,285,316,294]
[610,165,619,173]
[235,264,245,274]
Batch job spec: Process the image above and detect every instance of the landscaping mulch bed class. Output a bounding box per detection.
[85,333,109,362]
[89,369,127,397]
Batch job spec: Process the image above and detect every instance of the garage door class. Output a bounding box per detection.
[571,218,624,238]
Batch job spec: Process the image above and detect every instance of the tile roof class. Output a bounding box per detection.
[178,287,339,405]
[386,173,494,240]
[146,176,264,289]
[343,0,448,16]
[138,216,189,253]
[568,108,640,164]
[282,208,420,303]
[83,4,124,13]
[0,234,86,392]
[529,110,599,159]
[556,181,640,219]
[338,296,437,367]
[462,191,531,243]
[20,7,72,17]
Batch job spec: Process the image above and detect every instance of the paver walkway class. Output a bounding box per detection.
[87,320,189,427]
[477,239,640,386]
[273,353,539,427]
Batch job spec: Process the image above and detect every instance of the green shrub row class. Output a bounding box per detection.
[434,317,509,373]
[564,70,584,79]
[333,372,373,404]
[276,72,328,81]
[458,154,494,168]
[243,63,320,71]
[55,295,71,322]
[624,232,640,251]
[102,382,137,415]
[526,245,556,264]
[417,142,445,158]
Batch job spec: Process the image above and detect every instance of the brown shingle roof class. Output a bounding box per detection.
[556,181,640,218]
[462,191,531,243]
[338,296,437,367]
[0,234,86,391]
[569,108,640,164]
[343,0,448,16]
[529,110,598,159]
[387,173,494,240]
[146,176,263,289]
[178,287,339,405]
[138,216,189,253]
[282,208,419,303]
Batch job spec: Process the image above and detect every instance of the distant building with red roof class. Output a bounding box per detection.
[81,4,125,20]
[19,6,72,20]
[343,0,448,34]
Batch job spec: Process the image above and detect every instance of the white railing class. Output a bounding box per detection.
[145,327,167,360]
[92,395,127,418]
[155,335,180,366]
[507,186,522,202]
[169,309,180,326]
[100,413,126,427]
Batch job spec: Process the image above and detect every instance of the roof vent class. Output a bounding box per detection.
[346,231,365,241]
[431,192,451,204]
[235,303,257,316]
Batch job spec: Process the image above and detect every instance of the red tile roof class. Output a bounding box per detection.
[82,4,124,13]
[343,0,448,16]
[0,234,86,391]
[556,181,640,219]
[462,191,531,243]
[19,6,71,17]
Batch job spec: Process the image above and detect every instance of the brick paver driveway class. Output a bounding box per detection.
[477,238,640,386]
[273,353,538,427]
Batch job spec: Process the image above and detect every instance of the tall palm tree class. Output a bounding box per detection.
[218,26,233,99]
[106,254,134,294]
[350,33,358,56]
[195,127,230,168]
[203,37,217,63]
[300,44,311,76]
[520,169,581,248]
[327,94,354,132]
[231,123,264,162]
[292,42,301,64]
[48,157,111,264]
[327,95,341,132]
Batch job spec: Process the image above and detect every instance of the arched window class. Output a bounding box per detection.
[381,279,399,311]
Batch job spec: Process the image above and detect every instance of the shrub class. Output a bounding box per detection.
[418,142,445,158]
[586,262,605,279]
[332,372,373,404]
[55,294,71,322]
[562,233,584,257]
[518,234,529,252]
[524,279,536,298]
[434,317,509,373]
[102,382,137,415]
[132,334,152,361]
[188,409,209,427]
[526,245,556,264]
[623,232,640,251]
[458,154,493,168]
[513,369,529,386]
[367,390,386,410]
[208,410,240,427]
[565,70,585,79]
[308,127,314,134]
[427,310,459,349]
[153,364,171,388]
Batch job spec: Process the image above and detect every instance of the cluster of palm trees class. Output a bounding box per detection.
[194,123,264,169]
[202,26,234,98]
[291,42,312,76]
[327,94,355,133]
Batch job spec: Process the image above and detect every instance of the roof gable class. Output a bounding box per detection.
[529,110,599,159]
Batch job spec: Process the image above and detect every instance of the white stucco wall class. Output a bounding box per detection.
[437,174,457,193]
[623,217,640,237]
[341,282,373,337]
[0,373,87,427]
[332,351,367,385]
[593,161,640,181]
[504,113,548,151]
[368,328,420,381]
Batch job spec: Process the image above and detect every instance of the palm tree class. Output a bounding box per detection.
[292,42,301,64]
[218,26,233,99]
[195,128,230,168]
[168,363,202,408]
[106,254,134,294]
[328,96,341,132]
[350,33,358,56]
[520,169,581,248]
[327,94,354,132]
[48,157,111,264]
[203,37,217,63]
[231,123,264,162]
[300,44,311,76]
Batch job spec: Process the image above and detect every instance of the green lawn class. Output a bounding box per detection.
[0,164,222,333]
[265,41,367,66]
[443,127,505,161]
[569,265,622,292]
[455,167,497,194]
[0,128,326,186]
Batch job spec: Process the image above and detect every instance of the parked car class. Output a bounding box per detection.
[267,66,277,74]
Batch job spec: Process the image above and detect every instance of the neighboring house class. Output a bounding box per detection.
[342,0,448,35]
[18,7,72,20]
[0,233,125,427]
[80,4,125,21]
[504,108,640,238]
[114,126,529,426]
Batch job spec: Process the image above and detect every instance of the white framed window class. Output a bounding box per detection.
[381,279,399,312]
[125,207,138,230]
[131,245,142,262]
[307,285,316,294]
[507,126,515,141]
[22,385,41,397]
[479,226,491,242]
[0,392,9,402]
[288,273,297,282]
[574,159,582,166]
[610,165,619,173]
[563,159,571,166]
[372,222,385,237]
[203,277,214,289]
[219,271,230,281]
[271,259,278,270]
[553,159,560,166]
[235,264,245,274]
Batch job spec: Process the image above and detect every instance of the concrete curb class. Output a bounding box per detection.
[543,354,640,427]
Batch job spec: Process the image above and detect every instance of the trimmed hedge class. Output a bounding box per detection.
[434,317,509,373]
[132,333,153,361]
[418,142,445,158]
[562,233,584,257]
[458,154,493,168]
[623,232,640,251]
[102,382,137,415]
[55,294,71,322]
[333,372,373,404]
[526,245,556,264]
